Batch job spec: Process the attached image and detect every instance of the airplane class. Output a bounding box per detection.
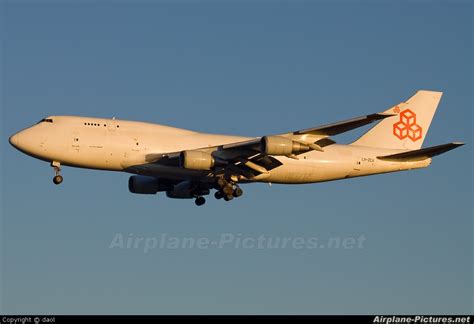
[9,90,464,206]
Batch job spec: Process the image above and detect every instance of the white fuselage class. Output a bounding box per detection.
[9,116,430,184]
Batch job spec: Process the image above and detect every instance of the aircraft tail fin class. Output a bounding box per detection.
[351,90,443,150]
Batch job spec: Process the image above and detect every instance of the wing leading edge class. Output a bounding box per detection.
[292,113,395,136]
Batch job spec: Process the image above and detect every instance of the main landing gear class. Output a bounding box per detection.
[195,196,206,206]
[214,178,243,202]
[51,161,63,185]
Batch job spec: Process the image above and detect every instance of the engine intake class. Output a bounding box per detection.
[179,151,215,170]
[260,136,311,156]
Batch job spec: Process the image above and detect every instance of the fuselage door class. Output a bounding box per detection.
[354,158,362,172]
[107,119,117,132]
[71,130,80,152]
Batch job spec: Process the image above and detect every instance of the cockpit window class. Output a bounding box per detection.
[37,118,53,124]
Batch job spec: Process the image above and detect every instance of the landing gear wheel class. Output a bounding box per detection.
[216,178,227,188]
[223,185,234,195]
[53,175,63,185]
[216,177,241,201]
[233,187,243,198]
[195,197,206,206]
[51,161,63,185]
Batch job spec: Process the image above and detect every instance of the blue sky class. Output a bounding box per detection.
[1,0,472,315]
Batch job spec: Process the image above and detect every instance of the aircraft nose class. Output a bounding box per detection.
[9,133,20,148]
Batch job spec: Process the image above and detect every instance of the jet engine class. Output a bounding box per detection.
[260,136,311,156]
[179,151,215,170]
[128,176,170,195]
[166,181,210,199]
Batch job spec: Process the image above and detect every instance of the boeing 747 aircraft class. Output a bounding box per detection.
[9,90,464,206]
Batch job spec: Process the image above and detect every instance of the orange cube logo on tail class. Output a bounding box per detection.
[393,109,422,141]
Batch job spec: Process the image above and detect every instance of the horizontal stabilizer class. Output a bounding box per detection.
[377,142,465,162]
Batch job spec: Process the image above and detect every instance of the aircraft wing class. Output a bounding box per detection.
[291,112,395,136]
[140,111,396,180]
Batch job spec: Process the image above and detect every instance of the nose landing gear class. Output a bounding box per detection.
[53,175,64,185]
[51,161,63,185]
